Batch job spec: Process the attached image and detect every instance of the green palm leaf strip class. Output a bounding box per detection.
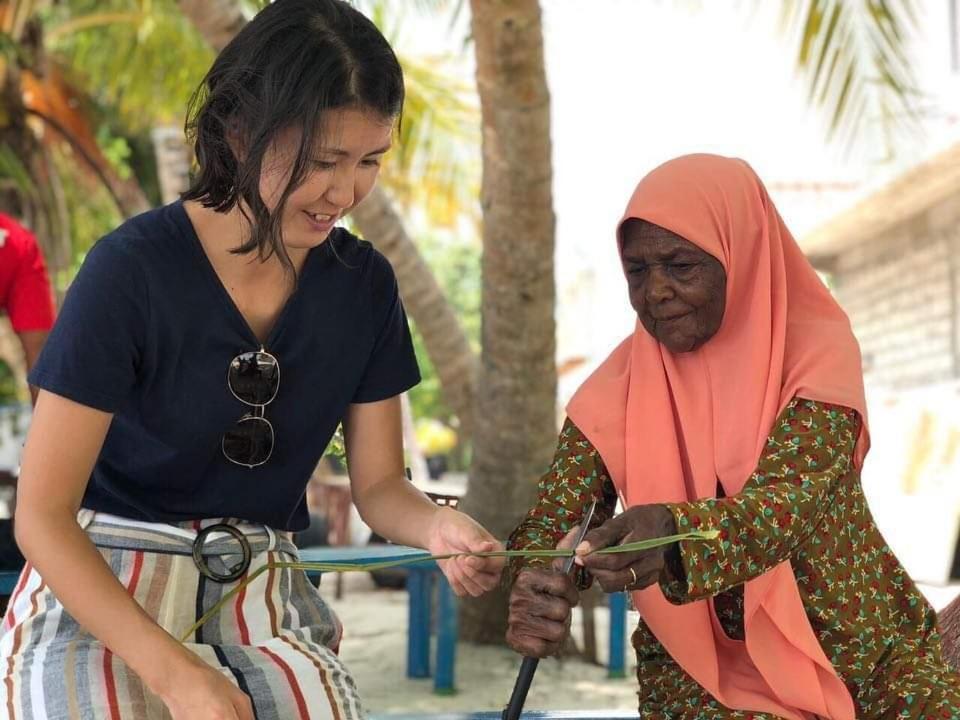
[179,529,718,642]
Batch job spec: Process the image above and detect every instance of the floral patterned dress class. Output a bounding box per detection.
[509,398,960,719]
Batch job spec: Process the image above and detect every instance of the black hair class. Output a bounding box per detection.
[183,0,404,270]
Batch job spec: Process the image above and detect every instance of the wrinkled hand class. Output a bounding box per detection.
[505,526,581,658]
[575,505,677,593]
[427,507,505,597]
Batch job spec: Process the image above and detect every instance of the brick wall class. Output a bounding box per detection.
[828,201,960,389]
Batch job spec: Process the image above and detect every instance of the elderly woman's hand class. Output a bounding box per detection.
[505,527,582,657]
[575,505,678,593]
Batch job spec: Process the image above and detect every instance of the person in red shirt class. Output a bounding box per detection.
[0,212,56,404]
[0,213,55,581]
[0,212,54,574]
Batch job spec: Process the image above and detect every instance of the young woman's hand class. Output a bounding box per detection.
[154,652,255,720]
[426,506,505,597]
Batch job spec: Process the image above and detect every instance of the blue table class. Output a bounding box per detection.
[298,545,458,693]
[607,590,629,679]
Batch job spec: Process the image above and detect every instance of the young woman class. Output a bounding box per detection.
[0,2,503,718]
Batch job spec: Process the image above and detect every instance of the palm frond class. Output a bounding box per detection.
[0,144,35,197]
[348,0,479,227]
[783,0,922,158]
[47,0,213,132]
[44,11,145,42]
[385,52,479,226]
[47,0,479,227]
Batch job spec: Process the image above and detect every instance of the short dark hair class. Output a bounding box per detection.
[183,0,404,270]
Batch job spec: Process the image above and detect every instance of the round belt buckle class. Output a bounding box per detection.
[192,523,252,583]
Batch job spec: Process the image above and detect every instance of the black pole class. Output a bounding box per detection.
[501,500,598,720]
[502,658,539,720]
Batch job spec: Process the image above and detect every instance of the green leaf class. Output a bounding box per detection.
[782,0,921,157]
[179,529,720,641]
[808,3,842,104]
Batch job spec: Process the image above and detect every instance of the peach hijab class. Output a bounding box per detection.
[567,154,868,719]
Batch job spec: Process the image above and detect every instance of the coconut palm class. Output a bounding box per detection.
[782,0,921,158]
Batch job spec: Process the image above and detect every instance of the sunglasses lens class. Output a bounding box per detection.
[222,415,274,468]
[228,351,279,406]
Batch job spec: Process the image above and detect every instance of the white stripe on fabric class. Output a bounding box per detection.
[295,634,365,720]
[265,525,278,551]
[86,510,281,544]
[27,587,62,716]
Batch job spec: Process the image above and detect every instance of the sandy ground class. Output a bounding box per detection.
[320,573,960,716]
[323,573,639,715]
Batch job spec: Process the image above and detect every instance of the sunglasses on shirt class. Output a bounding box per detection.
[221,349,280,468]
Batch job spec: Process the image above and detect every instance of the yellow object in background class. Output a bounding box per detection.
[415,418,458,456]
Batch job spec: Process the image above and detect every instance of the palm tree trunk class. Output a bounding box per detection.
[150,125,193,204]
[458,0,557,644]
[25,107,150,219]
[351,187,478,435]
[176,0,247,52]
[940,595,960,671]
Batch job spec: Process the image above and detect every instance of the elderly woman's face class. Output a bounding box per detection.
[621,219,727,353]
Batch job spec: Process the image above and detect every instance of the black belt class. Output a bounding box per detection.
[191,523,252,583]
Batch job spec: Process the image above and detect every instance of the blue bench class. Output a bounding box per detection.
[0,549,633,694]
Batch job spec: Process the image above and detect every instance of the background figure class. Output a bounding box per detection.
[0,212,55,401]
[0,212,54,584]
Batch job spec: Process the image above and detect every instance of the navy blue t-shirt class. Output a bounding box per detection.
[29,202,420,530]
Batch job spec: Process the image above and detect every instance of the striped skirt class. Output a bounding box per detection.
[0,510,365,719]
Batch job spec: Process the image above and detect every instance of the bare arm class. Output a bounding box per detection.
[16,330,47,405]
[343,395,441,548]
[343,395,504,596]
[15,390,252,719]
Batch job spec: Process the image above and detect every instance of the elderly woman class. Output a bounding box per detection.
[507,154,960,719]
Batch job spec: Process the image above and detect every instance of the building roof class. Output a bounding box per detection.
[801,142,960,260]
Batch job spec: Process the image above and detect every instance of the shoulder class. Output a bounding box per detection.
[103,203,179,251]
[68,218,170,307]
[557,417,605,461]
[80,203,190,278]
[329,228,392,271]
[324,228,398,296]
[0,213,39,259]
[81,229,146,277]
[772,397,860,442]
